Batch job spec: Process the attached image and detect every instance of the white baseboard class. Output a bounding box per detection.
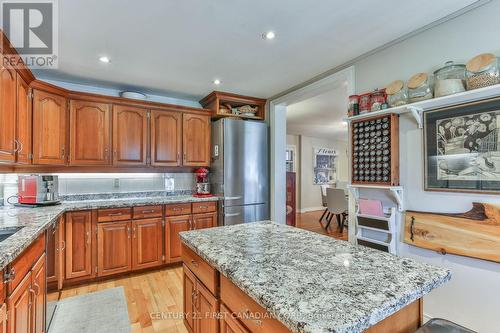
[423,313,432,323]
[298,207,326,213]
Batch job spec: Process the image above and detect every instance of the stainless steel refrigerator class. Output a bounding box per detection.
[211,118,269,225]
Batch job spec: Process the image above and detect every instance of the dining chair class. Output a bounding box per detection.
[325,188,348,230]
[319,185,331,225]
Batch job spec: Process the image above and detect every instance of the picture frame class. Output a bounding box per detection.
[424,97,500,194]
[313,147,336,185]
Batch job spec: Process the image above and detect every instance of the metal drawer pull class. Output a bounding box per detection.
[4,268,15,283]
[172,207,182,211]
[190,260,198,267]
[141,210,155,214]
[107,212,123,216]
[197,205,208,209]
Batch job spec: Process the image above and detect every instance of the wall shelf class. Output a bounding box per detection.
[355,207,398,254]
[348,184,404,212]
[346,83,500,127]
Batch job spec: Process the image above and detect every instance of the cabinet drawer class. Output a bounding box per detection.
[182,244,218,296]
[192,201,217,214]
[97,208,132,222]
[165,203,191,216]
[133,205,163,219]
[7,233,45,294]
[221,275,291,333]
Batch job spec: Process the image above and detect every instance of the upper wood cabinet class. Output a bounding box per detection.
[112,105,148,166]
[15,74,32,165]
[32,89,68,165]
[151,110,182,167]
[183,113,210,166]
[0,64,17,163]
[69,100,111,166]
[65,211,94,280]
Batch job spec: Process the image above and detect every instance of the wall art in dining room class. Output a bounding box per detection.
[313,147,336,185]
[424,97,500,193]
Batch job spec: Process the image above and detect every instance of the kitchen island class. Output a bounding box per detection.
[180,221,451,333]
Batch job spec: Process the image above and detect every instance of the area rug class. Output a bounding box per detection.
[49,287,131,333]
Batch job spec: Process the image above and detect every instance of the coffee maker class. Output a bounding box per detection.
[18,175,60,206]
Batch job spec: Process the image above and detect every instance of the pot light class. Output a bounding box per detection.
[213,79,221,85]
[262,31,276,40]
[99,56,111,63]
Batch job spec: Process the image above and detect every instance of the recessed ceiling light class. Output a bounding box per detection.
[213,79,221,85]
[262,31,276,40]
[99,56,111,63]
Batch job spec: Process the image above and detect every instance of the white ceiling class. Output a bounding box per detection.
[33,0,478,100]
[287,84,348,141]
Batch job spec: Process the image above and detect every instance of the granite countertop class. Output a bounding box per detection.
[0,195,220,271]
[180,221,451,333]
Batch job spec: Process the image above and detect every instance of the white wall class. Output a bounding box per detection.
[353,1,500,331]
[298,136,348,212]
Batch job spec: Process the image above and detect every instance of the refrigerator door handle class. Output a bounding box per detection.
[224,212,241,217]
[225,196,243,201]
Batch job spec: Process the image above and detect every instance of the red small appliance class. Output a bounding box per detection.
[193,168,212,197]
[18,175,60,206]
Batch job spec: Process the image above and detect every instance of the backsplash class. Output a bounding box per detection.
[0,173,195,205]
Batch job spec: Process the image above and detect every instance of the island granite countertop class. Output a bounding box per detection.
[0,195,220,271]
[180,221,451,333]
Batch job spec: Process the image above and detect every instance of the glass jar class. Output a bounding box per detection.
[466,53,500,90]
[434,61,466,97]
[407,72,433,103]
[370,89,386,112]
[385,80,408,107]
[348,95,359,116]
[359,93,371,114]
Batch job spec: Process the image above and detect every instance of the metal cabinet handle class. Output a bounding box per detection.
[141,210,155,214]
[16,140,23,153]
[132,227,136,238]
[108,212,123,217]
[86,231,91,245]
[4,268,15,283]
[172,208,181,211]
[60,240,66,251]
[198,205,208,209]
[61,147,65,158]
[33,282,40,295]
[190,259,198,267]
[29,288,36,307]
[188,219,193,230]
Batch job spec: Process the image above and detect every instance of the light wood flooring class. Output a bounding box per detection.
[48,213,347,333]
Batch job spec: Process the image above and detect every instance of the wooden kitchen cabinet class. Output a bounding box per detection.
[112,105,148,166]
[0,303,7,333]
[65,211,94,280]
[220,304,250,333]
[97,221,131,277]
[46,219,60,291]
[32,89,68,165]
[0,63,17,163]
[166,215,191,263]
[131,218,164,270]
[151,110,182,166]
[183,113,210,166]
[69,100,111,166]
[183,265,219,333]
[193,212,217,230]
[31,254,46,333]
[15,73,32,165]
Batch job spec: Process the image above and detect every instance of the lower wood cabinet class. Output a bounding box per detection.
[167,215,191,263]
[183,265,218,333]
[131,218,164,270]
[7,253,46,333]
[46,219,60,291]
[97,221,131,277]
[0,303,7,333]
[193,212,217,230]
[65,211,94,280]
[220,304,249,333]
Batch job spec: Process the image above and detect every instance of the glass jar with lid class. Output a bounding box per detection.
[466,53,500,90]
[434,61,466,97]
[407,72,433,103]
[385,80,408,107]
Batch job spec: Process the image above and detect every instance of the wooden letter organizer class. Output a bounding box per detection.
[351,113,399,186]
[404,203,500,263]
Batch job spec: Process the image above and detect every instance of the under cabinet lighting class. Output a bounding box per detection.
[213,79,221,85]
[99,56,111,63]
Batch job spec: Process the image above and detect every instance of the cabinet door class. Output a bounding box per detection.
[31,254,46,333]
[97,221,131,277]
[183,266,196,333]
[182,114,210,166]
[166,215,191,263]
[7,272,32,333]
[0,64,17,163]
[193,212,217,230]
[131,218,163,270]
[65,211,93,280]
[220,304,249,333]
[16,74,31,164]
[46,219,59,289]
[0,303,7,333]
[32,90,67,165]
[151,110,182,166]
[112,105,148,166]
[69,100,111,165]
[196,278,219,333]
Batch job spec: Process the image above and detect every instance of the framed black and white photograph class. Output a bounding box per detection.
[424,98,500,193]
[313,147,336,185]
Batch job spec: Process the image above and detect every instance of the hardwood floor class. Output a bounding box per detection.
[49,266,188,333]
[295,210,348,241]
[48,213,347,333]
